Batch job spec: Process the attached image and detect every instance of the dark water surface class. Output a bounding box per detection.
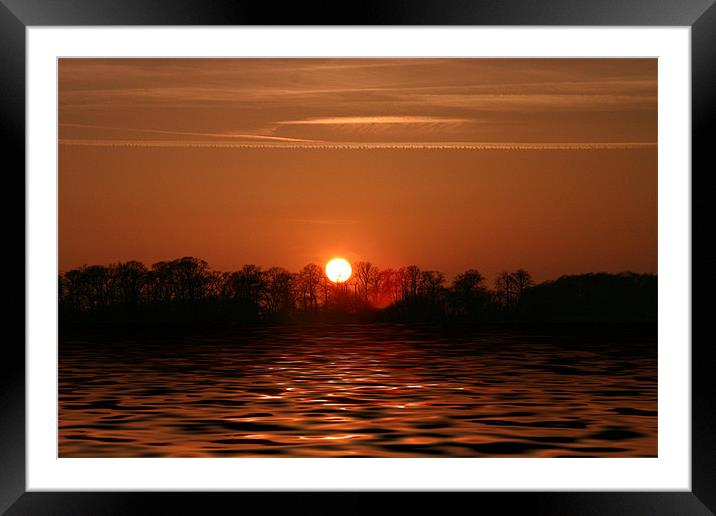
[59,324,657,457]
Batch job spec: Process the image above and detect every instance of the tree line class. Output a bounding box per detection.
[58,257,657,325]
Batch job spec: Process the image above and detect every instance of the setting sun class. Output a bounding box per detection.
[325,257,352,283]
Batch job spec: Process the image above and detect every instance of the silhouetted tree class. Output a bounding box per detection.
[58,257,656,326]
[263,267,294,317]
[58,274,69,311]
[519,272,657,321]
[354,261,380,304]
[495,271,517,307]
[112,261,148,309]
[296,263,323,313]
[513,269,534,300]
[228,264,265,319]
[419,270,445,300]
[205,270,228,300]
[376,268,404,306]
[450,269,487,318]
[403,265,421,299]
[62,265,113,312]
[320,275,331,308]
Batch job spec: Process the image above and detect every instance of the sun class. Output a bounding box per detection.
[325,257,352,283]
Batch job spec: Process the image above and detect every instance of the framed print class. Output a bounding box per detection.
[4,0,714,514]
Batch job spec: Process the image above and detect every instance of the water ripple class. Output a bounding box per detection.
[59,324,657,457]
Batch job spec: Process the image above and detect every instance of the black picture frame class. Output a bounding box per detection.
[3,1,713,514]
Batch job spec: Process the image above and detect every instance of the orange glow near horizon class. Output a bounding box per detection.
[326,258,352,283]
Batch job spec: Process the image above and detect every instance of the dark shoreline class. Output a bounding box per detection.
[59,319,658,344]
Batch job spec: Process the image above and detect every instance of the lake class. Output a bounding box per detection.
[59,323,657,457]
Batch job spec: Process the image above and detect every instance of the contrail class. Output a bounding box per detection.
[59,123,320,143]
[59,139,657,151]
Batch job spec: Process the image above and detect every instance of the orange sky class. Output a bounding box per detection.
[59,58,657,282]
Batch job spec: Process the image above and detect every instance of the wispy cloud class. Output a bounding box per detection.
[59,123,319,143]
[58,79,656,114]
[59,58,658,145]
[277,116,470,126]
[402,93,657,111]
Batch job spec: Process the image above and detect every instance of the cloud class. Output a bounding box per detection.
[277,116,470,126]
[59,123,319,143]
[402,93,657,112]
[58,59,657,144]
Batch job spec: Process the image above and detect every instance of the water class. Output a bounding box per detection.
[59,324,657,457]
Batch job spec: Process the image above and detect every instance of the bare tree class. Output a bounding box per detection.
[354,261,379,303]
[263,267,294,316]
[296,263,323,313]
[377,268,404,305]
[512,269,534,300]
[403,265,421,298]
[495,271,517,306]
